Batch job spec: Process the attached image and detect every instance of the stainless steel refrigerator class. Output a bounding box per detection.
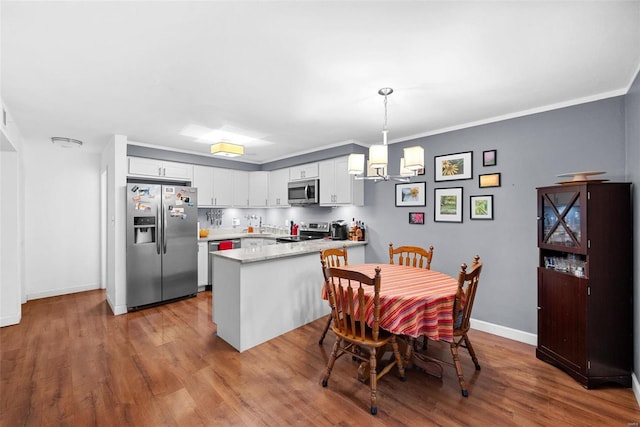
[126,183,198,309]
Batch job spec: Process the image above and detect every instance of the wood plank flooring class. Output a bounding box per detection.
[2,289,639,426]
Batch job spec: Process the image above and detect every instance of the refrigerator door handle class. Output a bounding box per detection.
[163,203,168,254]
[156,203,162,255]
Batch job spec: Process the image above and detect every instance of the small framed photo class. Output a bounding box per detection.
[479,173,501,188]
[483,150,497,167]
[434,187,463,223]
[395,182,426,207]
[470,195,494,220]
[434,151,473,182]
[409,212,425,224]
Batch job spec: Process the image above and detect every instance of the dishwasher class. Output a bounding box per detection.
[208,239,241,290]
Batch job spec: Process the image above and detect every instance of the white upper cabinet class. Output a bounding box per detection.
[289,163,318,181]
[249,171,269,207]
[193,165,214,207]
[319,156,363,206]
[268,169,290,207]
[128,157,193,181]
[193,166,248,207]
[232,170,250,207]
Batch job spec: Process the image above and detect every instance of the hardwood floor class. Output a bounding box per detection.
[2,289,639,426]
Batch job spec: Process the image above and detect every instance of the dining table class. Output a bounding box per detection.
[323,263,460,380]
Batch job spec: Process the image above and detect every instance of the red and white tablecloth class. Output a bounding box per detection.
[324,263,458,342]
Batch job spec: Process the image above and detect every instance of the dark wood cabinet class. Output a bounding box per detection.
[536,183,632,388]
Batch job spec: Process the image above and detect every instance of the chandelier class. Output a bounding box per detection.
[348,88,424,182]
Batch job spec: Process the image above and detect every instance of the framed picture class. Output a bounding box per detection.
[479,172,501,188]
[434,151,473,181]
[483,150,497,167]
[470,195,494,220]
[434,187,463,223]
[408,212,425,224]
[395,182,426,207]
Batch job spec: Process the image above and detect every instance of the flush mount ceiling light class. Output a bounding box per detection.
[210,141,244,157]
[348,88,424,182]
[51,137,83,148]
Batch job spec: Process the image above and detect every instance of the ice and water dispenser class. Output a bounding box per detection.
[133,216,156,244]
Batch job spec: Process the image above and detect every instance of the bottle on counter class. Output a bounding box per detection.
[359,221,366,241]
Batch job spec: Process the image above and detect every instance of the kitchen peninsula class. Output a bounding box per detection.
[212,239,366,352]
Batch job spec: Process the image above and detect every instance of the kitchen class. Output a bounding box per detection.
[2,1,640,424]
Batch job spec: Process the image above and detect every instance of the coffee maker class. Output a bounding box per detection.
[330,220,349,240]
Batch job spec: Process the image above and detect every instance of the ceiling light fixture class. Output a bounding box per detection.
[51,137,83,148]
[210,142,244,157]
[348,88,424,182]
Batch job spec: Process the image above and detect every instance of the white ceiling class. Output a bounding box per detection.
[2,1,639,163]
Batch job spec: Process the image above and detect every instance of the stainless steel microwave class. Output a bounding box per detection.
[287,179,319,205]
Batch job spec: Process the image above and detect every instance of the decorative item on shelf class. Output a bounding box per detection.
[210,141,244,157]
[347,87,424,183]
[556,171,608,185]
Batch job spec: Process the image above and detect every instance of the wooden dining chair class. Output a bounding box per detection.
[320,261,406,415]
[424,255,483,397]
[318,245,348,345]
[388,243,434,270]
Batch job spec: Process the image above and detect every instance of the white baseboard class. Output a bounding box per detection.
[105,292,127,315]
[26,282,101,301]
[0,312,21,327]
[632,372,640,408]
[471,318,538,346]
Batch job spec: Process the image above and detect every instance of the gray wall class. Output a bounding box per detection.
[626,71,640,382]
[356,97,628,334]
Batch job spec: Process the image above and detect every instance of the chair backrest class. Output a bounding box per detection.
[321,260,383,342]
[388,243,434,270]
[320,245,348,268]
[454,255,482,333]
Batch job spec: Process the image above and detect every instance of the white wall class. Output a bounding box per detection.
[23,143,101,299]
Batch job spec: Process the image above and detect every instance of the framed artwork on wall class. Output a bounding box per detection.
[409,212,425,224]
[483,150,497,166]
[479,172,501,188]
[434,151,473,182]
[470,195,494,220]
[395,182,426,207]
[434,187,463,223]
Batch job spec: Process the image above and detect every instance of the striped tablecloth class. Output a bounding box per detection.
[325,263,459,342]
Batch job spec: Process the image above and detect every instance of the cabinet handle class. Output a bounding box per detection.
[537,306,541,310]
[158,167,162,176]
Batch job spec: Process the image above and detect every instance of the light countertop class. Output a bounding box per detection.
[211,239,366,263]
[198,231,279,242]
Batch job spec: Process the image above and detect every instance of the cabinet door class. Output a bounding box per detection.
[212,167,233,206]
[197,242,209,287]
[537,268,587,374]
[128,157,162,177]
[333,157,353,204]
[233,170,250,207]
[318,159,336,205]
[162,161,193,180]
[289,163,318,181]
[538,186,586,254]
[269,169,290,206]
[249,171,269,207]
[193,165,214,207]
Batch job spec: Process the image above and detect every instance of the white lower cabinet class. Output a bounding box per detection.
[197,242,209,289]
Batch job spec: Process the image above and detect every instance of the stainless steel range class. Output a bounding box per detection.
[276,221,330,243]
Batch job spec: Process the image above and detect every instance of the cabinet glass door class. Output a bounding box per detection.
[540,189,583,250]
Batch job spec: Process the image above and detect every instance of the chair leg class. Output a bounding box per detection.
[450,342,469,397]
[318,315,332,345]
[391,337,406,381]
[322,337,342,387]
[368,347,378,415]
[463,334,481,370]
